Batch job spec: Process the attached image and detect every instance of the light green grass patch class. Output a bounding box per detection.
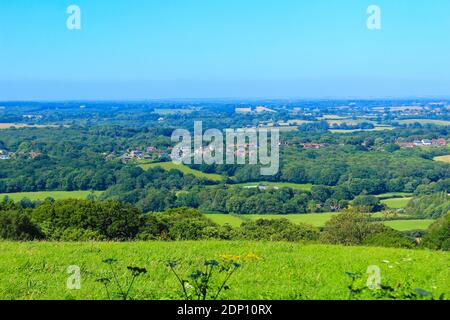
[244,213,339,227]
[383,220,435,231]
[139,162,223,181]
[206,213,338,228]
[381,198,412,209]
[206,212,426,231]
[0,191,103,202]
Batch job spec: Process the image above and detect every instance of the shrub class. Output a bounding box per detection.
[421,212,450,251]
[406,193,450,219]
[321,210,386,245]
[60,227,105,241]
[0,209,44,240]
[352,195,385,213]
[154,207,222,240]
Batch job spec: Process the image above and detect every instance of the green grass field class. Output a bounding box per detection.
[139,162,223,181]
[0,241,448,300]
[381,197,412,209]
[206,213,339,228]
[0,191,103,202]
[383,220,435,232]
[232,182,313,191]
[206,213,432,231]
[329,126,394,133]
[396,119,450,126]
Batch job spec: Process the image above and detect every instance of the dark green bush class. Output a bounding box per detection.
[154,207,221,240]
[32,199,141,240]
[0,209,44,240]
[422,212,450,251]
[352,195,385,213]
[321,210,386,245]
[363,228,415,249]
[406,193,450,219]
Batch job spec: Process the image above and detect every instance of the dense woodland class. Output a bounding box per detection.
[1,125,450,215]
[0,102,450,250]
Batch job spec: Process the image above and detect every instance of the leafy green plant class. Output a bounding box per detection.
[345,271,445,300]
[96,258,147,300]
[164,259,241,300]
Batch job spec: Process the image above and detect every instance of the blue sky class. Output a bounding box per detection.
[0,0,449,100]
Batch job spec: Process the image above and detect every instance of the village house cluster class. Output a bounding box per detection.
[119,147,170,162]
[397,138,448,148]
[0,149,41,160]
[0,149,10,160]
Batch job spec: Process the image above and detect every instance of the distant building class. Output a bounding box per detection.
[255,106,276,113]
[130,150,144,159]
[235,108,252,114]
[398,142,415,148]
[303,143,322,149]
[432,139,447,146]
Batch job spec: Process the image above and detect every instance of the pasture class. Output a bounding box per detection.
[205,213,433,231]
[433,155,450,163]
[0,241,448,300]
[0,191,103,202]
[139,162,223,181]
[380,197,412,209]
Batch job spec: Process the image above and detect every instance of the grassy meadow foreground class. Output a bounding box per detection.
[0,241,448,300]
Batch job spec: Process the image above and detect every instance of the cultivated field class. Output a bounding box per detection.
[0,191,103,202]
[433,155,450,163]
[0,241,448,300]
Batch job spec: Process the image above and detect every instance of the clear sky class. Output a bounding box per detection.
[0,0,449,100]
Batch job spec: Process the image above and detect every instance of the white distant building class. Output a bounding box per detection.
[235,108,252,114]
[255,106,276,113]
